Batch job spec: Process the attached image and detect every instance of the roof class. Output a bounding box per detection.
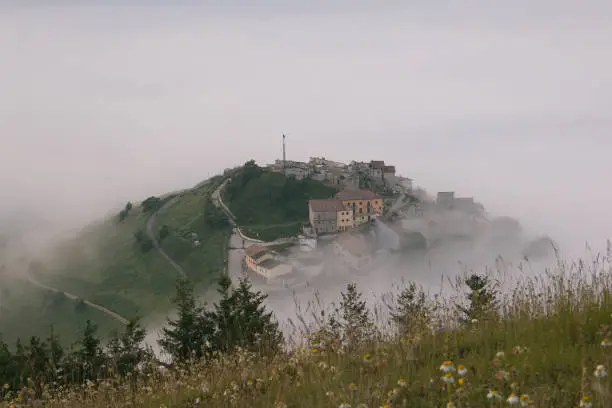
[335,189,382,201]
[309,199,346,212]
[369,160,385,169]
[245,244,267,258]
[336,233,369,258]
[383,165,396,173]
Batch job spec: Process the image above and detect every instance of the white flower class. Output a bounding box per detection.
[507,393,519,405]
[441,373,455,384]
[580,396,593,408]
[339,403,352,408]
[495,351,505,359]
[595,365,608,377]
[457,365,468,376]
[601,338,612,347]
[487,390,502,400]
[439,361,455,373]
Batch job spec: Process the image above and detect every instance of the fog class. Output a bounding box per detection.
[2,2,612,347]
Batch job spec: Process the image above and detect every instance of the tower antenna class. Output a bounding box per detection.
[282,134,286,174]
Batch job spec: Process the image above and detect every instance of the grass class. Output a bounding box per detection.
[242,222,304,241]
[5,179,230,345]
[0,276,122,348]
[11,250,612,408]
[223,162,337,240]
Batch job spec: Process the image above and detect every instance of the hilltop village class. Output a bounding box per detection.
[236,156,487,284]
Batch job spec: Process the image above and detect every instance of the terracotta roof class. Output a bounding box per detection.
[309,199,346,212]
[245,244,267,258]
[383,165,396,173]
[336,233,368,257]
[369,160,385,169]
[335,189,382,201]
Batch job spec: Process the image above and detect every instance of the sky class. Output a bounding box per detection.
[1,1,612,256]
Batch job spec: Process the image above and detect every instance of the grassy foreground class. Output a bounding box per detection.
[3,252,612,407]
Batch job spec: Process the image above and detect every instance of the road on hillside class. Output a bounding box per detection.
[145,195,187,279]
[24,271,129,325]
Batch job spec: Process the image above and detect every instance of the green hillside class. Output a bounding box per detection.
[223,160,337,240]
[3,177,231,344]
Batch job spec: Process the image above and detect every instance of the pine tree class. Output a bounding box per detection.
[333,283,375,349]
[457,274,499,324]
[78,320,105,381]
[159,278,213,363]
[391,281,430,336]
[209,275,283,354]
[108,318,152,378]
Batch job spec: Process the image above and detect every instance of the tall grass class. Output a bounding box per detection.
[5,249,612,408]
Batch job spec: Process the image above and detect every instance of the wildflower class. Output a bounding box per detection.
[318,361,329,370]
[594,365,608,377]
[441,373,455,384]
[2,384,8,390]
[487,390,502,400]
[580,396,592,408]
[288,357,298,367]
[471,318,478,324]
[519,394,531,407]
[507,393,519,405]
[440,360,455,373]
[326,391,335,398]
[447,402,456,408]
[513,346,527,355]
[275,403,288,408]
[339,403,351,408]
[397,378,407,387]
[457,364,468,376]
[495,351,505,359]
[457,378,465,386]
[363,353,373,363]
[348,382,359,391]
[601,338,612,347]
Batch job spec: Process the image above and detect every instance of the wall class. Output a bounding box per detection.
[336,209,354,231]
[311,210,337,234]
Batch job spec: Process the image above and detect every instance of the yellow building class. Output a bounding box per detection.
[335,189,383,226]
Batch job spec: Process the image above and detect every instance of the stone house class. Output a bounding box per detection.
[308,199,353,234]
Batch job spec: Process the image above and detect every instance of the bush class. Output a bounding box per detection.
[141,196,162,213]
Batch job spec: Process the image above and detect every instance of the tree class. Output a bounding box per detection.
[457,274,499,324]
[209,276,283,354]
[390,282,431,336]
[107,318,152,378]
[159,279,213,363]
[159,225,170,240]
[328,283,376,349]
[77,320,105,381]
[142,196,162,213]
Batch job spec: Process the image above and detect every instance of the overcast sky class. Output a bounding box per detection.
[1,1,611,255]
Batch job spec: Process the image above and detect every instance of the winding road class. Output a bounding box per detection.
[24,271,129,325]
[145,194,187,279]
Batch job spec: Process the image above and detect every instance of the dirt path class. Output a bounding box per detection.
[24,273,129,325]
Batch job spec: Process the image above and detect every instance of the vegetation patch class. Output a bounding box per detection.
[223,160,337,239]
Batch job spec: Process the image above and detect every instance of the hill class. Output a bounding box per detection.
[2,176,231,345]
[222,160,338,240]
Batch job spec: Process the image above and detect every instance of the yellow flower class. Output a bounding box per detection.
[439,360,455,373]
[580,396,592,408]
[363,353,373,363]
[447,402,456,408]
[457,378,464,386]
[602,338,612,347]
[348,382,359,391]
[397,378,407,387]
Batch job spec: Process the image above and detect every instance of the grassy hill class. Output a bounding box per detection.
[223,161,337,240]
[2,176,231,345]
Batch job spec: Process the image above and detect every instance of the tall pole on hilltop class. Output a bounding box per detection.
[282,134,286,174]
